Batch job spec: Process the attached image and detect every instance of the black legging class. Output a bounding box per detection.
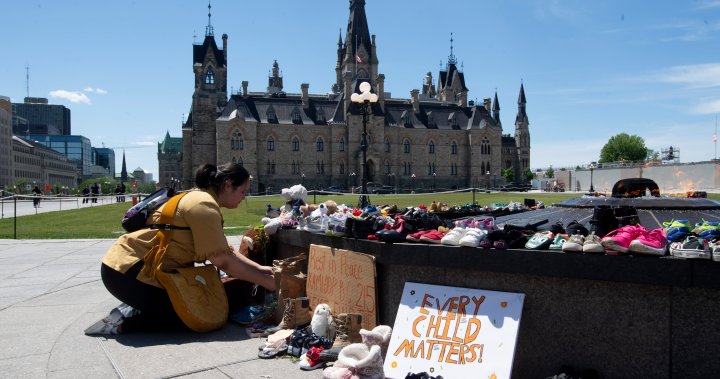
[101,262,260,333]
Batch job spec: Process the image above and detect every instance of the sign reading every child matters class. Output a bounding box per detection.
[383,282,525,379]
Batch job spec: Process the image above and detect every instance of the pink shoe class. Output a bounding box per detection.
[600,225,645,253]
[628,228,668,256]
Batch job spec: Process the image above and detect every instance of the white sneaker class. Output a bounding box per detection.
[441,228,466,246]
[459,228,486,247]
[582,233,605,253]
[84,308,124,335]
[562,234,585,252]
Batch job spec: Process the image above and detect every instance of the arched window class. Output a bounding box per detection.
[267,137,275,151]
[205,67,215,84]
[231,130,243,150]
[451,116,459,128]
[339,161,345,175]
[384,160,390,174]
[339,138,345,152]
[451,141,458,155]
[482,137,490,155]
[384,138,391,152]
[316,137,324,152]
[316,107,326,123]
[403,140,411,154]
[428,141,435,154]
[292,137,300,151]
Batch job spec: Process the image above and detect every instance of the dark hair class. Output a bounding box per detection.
[195,163,250,193]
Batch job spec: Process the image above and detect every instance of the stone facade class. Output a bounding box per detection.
[158,131,183,188]
[11,136,77,190]
[182,0,530,193]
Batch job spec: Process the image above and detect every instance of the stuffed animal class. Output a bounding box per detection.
[238,226,268,265]
[310,303,334,339]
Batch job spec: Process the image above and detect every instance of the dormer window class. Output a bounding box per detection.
[266,105,278,123]
[205,67,215,84]
[291,107,302,124]
[292,137,300,151]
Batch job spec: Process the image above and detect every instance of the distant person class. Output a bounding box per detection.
[84,162,275,335]
[115,184,122,203]
[91,183,99,204]
[120,182,126,202]
[82,186,90,204]
[31,186,42,208]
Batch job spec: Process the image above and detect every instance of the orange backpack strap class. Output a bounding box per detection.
[142,192,190,280]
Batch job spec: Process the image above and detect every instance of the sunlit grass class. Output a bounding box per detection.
[3,191,717,239]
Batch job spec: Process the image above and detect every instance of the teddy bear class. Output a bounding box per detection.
[261,184,309,235]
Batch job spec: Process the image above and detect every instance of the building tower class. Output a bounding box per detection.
[267,60,283,94]
[514,82,531,180]
[182,1,228,188]
[340,0,381,113]
[120,151,128,183]
[436,34,468,107]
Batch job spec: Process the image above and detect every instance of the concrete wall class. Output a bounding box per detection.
[555,161,720,193]
[272,230,720,379]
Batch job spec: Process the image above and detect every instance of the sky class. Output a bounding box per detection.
[2,0,720,179]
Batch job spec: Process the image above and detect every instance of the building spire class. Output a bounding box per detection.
[121,151,128,183]
[447,32,457,65]
[205,0,214,36]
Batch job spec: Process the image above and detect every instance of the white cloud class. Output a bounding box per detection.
[49,90,91,104]
[653,63,720,89]
[696,0,720,9]
[83,87,108,94]
[691,99,720,114]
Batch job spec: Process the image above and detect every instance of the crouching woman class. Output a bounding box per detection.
[85,163,275,334]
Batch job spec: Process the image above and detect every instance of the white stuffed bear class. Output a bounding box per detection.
[310,303,334,339]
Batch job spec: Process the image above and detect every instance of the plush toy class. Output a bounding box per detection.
[310,303,334,339]
[300,199,339,218]
[238,226,269,265]
[261,184,309,235]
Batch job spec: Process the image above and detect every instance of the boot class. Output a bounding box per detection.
[614,205,640,227]
[319,313,363,362]
[277,297,313,330]
[588,205,618,238]
[322,344,384,379]
[360,325,392,359]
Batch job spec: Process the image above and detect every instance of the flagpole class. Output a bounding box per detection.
[715,114,718,160]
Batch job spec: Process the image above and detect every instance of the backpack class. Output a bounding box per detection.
[121,187,190,233]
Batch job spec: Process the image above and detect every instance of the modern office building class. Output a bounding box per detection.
[92,147,115,178]
[12,97,71,136]
[25,134,92,177]
[0,96,13,188]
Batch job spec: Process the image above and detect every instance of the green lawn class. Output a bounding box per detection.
[3,191,716,239]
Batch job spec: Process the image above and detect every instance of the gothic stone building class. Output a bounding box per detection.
[181,0,530,193]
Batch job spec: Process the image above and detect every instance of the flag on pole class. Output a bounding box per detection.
[355,54,364,64]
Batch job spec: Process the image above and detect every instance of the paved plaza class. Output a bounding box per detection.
[0,199,326,378]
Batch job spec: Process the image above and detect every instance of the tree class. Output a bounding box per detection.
[523,168,534,182]
[546,166,555,179]
[501,167,515,183]
[599,133,649,163]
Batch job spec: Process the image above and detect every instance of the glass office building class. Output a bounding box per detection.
[25,134,92,177]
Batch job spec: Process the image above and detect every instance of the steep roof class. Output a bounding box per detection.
[193,35,226,67]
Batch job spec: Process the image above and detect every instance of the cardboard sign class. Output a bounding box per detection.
[306,244,377,330]
[384,282,525,379]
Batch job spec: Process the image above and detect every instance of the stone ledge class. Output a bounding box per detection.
[274,229,718,289]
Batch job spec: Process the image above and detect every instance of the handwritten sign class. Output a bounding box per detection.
[384,282,525,379]
[306,244,377,330]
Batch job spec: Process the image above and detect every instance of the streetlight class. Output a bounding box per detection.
[432,172,436,192]
[349,172,356,193]
[351,81,378,208]
[411,173,416,193]
[589,163,595,193]
[301,173,306,187]
[486,170,490,190]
